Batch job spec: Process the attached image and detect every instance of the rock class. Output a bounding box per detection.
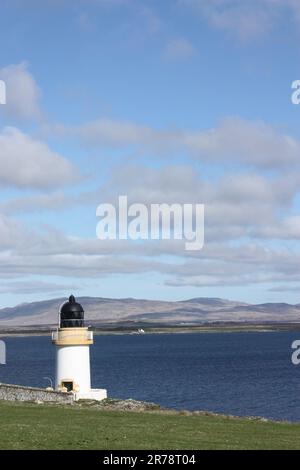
[76,398,161,412]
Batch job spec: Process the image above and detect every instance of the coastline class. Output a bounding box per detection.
[73,397,294,425]
[1,322,300,337]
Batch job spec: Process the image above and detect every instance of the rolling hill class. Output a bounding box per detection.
[0,296,300,328]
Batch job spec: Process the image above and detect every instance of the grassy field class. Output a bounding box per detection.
[0,401,300,450]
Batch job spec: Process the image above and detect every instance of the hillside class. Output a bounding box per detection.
[0,400,299,450]
[0,296,300,328]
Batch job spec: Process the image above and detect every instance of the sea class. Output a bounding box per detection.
[1,331,300,422]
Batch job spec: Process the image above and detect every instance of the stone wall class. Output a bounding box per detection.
[0,383,74,404]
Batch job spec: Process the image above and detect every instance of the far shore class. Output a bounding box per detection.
[1,322,300,337]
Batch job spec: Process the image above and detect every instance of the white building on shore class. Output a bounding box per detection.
[52,295,107,401]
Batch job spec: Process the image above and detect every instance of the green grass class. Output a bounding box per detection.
[0,400,300,450]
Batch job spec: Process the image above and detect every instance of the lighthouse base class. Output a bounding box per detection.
[73,388,107,402]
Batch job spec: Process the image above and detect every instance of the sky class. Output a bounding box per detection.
[1,0,300,307]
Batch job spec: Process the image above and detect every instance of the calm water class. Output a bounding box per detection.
[1,331,300,422]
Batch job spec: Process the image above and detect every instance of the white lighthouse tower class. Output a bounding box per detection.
[52,295,107,401]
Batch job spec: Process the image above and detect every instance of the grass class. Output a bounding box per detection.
[0,401,300,450]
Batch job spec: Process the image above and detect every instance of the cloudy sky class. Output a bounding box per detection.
[1,0,300,307]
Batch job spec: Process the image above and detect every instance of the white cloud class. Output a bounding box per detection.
[0,217,300,291]
[184,117,300,169]
[1,191,300,292]
[79,118,155,147]
[0,280,80,295]
[0,127,79,189]
[254,216,300,240]
[165,38,196,60]
[61,116,300,170]
[0,214,26,250]
[83,162,300,256]
[0,62,41,120]
[268,285,300,293]
[138,5,163,34]
[0,191,72,215]
[180,0,300,41]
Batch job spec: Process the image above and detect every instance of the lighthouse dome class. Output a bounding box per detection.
[59,295,84,328]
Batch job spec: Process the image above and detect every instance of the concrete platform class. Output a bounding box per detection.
[73,388,107,401]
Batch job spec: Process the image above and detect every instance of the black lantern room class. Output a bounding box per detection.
[60,295,84,328]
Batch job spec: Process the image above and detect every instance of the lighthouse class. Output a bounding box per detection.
[52,295,107,401]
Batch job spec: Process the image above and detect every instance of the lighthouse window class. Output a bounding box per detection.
[62,381,74,392]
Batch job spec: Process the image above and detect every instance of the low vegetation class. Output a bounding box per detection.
[0,400,300,450]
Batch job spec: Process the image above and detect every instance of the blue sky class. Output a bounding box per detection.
[1,0,300,307]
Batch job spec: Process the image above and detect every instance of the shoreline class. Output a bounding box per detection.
[73,397,296,425]
[0,394,296,425]
[1,323,300,337]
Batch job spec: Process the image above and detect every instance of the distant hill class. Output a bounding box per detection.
[0,296,300,329]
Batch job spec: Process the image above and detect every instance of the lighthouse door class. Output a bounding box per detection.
[62,381,74,392]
